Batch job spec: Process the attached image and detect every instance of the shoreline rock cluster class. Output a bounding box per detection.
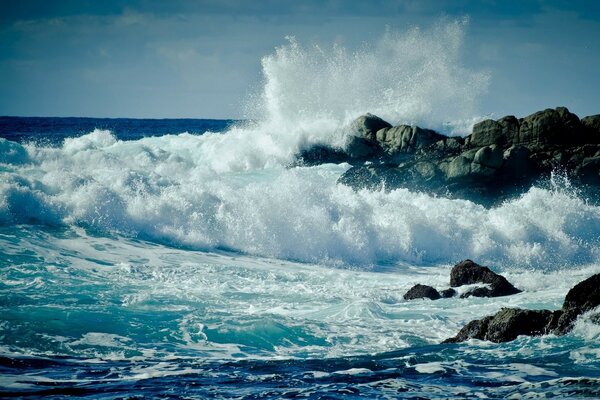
[444,273,600,343]
[296,107,600,205]
[403,260,599,343]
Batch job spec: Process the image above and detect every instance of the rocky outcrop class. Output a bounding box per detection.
[450,260,521,298]
[295,107,600,205]
[444,273,600,343]
[403,260,517,302]
[403,284,441,300]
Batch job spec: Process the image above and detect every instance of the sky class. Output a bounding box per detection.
[0,0,599,119]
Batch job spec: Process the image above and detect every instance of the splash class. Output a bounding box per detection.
[250,18,489,146]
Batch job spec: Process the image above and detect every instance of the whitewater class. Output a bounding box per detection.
[1,21,599,398]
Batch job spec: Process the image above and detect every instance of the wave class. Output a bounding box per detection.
[1,21,598,268]
[1,131,599,269]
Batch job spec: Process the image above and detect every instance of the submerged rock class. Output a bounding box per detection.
[450,260,522,298]
[403,284,441,300]
[444,273,600,343]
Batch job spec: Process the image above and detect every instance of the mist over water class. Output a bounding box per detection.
[254,19,489,141]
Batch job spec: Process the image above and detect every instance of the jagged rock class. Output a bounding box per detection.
[295,107,600,206]
[443,308,556,343]
[403,284,441,300]
[444,273,600,343]
[450,260,521,298]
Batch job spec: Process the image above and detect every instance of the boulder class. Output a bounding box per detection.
[581,114,600,142]
[350,113,392,141]
[444,308,556,343]
[554,273,600,334]
[403,284,441,300]
[450,260,522,298]
[469,115,519,148]
[376,125,445,156]
[518,107,582,146]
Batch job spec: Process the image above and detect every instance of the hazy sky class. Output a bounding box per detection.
[1,0,599,119]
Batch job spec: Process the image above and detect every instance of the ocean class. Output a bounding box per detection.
[1,27,600,398]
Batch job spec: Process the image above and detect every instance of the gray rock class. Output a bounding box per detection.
[403,284,441,300]
[376,125,445,156]
[450,259,522,298]
[351,113,392,141]
[469,115,519,148]
[471,144,503,176]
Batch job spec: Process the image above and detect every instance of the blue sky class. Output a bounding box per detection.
[1,0,599,119]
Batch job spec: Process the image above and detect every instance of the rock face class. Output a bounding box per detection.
[444,273,600,343]
[450,260,522,298]
[403,284,441,300]
[295,107,600,205]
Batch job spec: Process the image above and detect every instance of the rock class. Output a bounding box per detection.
[444,273,600,343]
[502,146,531,178]
[581,115,600,142]
[376,125,445,158]
[351,113,392,141]
[471,144,503,175]
[554,273,600,334]
[294,144,350,166]
[518,107,582,146]
[403,284,441,300]
[440,288,457,298]
[301,106,600,206]
[450,260,522,298]
[446,154,472,180]
[346,136,379,159]
[444,308,556,343]
[469,115,519,148]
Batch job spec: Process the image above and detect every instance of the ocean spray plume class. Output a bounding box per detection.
[251,18,489,147]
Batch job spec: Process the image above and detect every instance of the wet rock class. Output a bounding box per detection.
[294,144,350,166]
[351,113,392,141]
[444,273,600,343]
[444,308,556,343]
[403,284,441,300]
[450,260,522,298]
[469,115,519,148]
[440,288,457,298]
[376,125,445,157]
[296,107,600,206]
[553,273,600,334]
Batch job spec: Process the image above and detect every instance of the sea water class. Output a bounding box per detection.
[1,21,599,398]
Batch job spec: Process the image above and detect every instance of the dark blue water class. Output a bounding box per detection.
[1,118,599,399]
[0,116,237,144]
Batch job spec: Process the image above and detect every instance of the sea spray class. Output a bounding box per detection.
[2,134,599,268]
